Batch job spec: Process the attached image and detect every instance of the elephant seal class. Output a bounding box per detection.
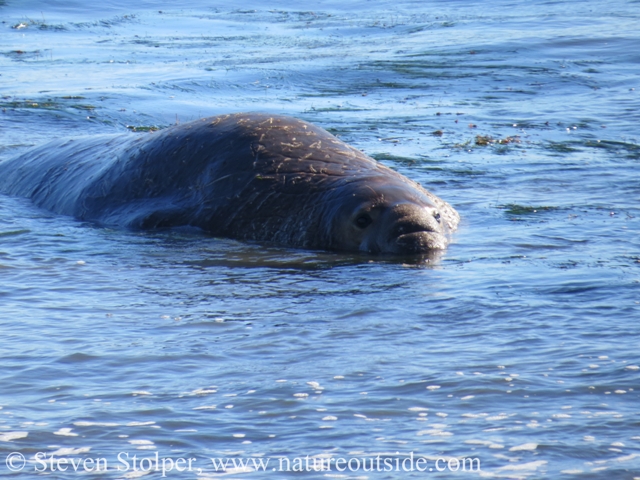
[0,113,459,254]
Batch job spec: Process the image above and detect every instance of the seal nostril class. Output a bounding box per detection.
[434,212,441,223]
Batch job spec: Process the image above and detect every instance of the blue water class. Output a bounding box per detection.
[1,1,639,478]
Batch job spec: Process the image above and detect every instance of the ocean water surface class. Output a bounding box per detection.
[0,0,639,478]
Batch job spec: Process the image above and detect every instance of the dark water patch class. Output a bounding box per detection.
[1,98,58,110]
[501,204,561,216]
[0,96,97,113]
[370,153,424,165]
[70,103,96,110]
[10,18,68,31]
[0,228,30,237]
[56,352,102,364]
[188,252,350,272]
[369,57,558,82]
[585,139,640,159]
[544,141,583,154]
[126,124,161,132]
[443,168,485,177]
[620,255,640,267]
[541,281,610,296]
[2,49,44,61]
[36,22,67,31]
[307,105,372,113]
[72,14,137,29]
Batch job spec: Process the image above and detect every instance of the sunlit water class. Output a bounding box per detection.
[1,1,639,478]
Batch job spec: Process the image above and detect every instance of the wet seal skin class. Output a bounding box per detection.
[0,113,459,254]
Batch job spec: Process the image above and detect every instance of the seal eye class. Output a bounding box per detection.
[434,212,441,223]
[355,214,372,229]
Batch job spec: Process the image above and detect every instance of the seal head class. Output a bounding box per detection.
[327,180,451,254]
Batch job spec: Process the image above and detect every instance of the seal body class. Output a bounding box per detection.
[0,113,459,254]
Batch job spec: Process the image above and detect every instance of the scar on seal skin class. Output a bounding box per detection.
[0,113,459,254]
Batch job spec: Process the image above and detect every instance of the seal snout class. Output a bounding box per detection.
[388,203,442,235]
[386,203,448,253]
